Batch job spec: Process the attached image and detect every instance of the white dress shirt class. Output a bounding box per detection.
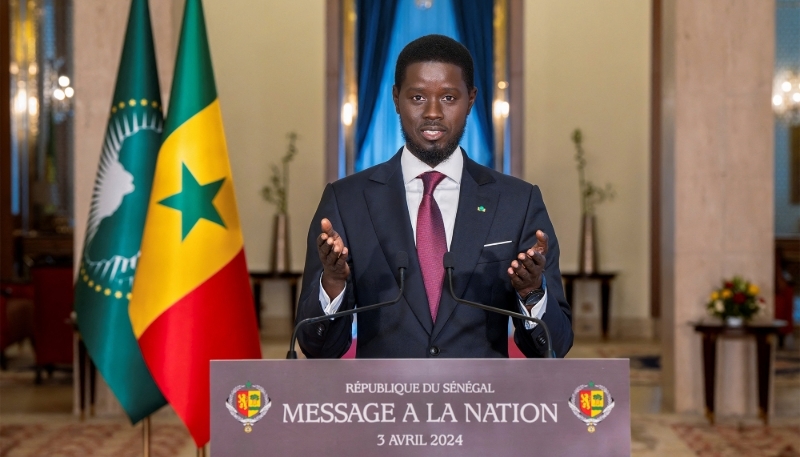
[319,147,546,329]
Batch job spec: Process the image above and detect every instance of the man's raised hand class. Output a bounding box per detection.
[507,230,548,298]
[317,218,349,298]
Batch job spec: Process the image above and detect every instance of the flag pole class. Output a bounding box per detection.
[197,445,206,457]
[142,416,151,457]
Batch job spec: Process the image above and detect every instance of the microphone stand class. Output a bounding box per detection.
[444,254,556,358]
[287,253,407,359]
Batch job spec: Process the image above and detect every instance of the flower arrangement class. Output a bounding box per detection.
[572,129,614,215]
[261,131,298,214]
[706,276,764,321]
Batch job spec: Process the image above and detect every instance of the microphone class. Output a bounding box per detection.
[287,251,409,359]
[443,252,556,358]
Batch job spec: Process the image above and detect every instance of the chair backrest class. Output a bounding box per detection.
[0,282,36,350]
[31,266,74,366]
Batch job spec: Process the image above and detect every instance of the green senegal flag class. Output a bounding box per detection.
[74,0,167,423]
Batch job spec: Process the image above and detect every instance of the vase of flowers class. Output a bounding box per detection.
[261,132,298,273]
[706,276,764,326]
[572,129,614,274]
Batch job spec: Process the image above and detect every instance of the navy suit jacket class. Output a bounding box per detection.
[296,150,573,358]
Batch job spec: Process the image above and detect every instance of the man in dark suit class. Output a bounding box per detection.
[296,35,573,359]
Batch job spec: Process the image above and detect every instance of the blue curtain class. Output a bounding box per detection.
[355,0,400,160]
[355,0,492,172]
[452,0,494,167]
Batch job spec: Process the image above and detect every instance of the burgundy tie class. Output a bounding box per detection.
[416,171,448,322]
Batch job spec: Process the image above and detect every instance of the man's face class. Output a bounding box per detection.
[393,61,476,167]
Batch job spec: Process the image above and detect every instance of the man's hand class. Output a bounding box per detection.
[507,230,548,298]
[317,218,350,298]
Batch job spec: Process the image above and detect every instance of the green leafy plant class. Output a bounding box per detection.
[706,276,764,320]
[572,129,615,215]
[261,132,298,214]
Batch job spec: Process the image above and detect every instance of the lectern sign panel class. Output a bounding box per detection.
[210,359,630,456]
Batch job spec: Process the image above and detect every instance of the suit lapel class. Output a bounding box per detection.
[431,155,499,341]
[364,151,434,335]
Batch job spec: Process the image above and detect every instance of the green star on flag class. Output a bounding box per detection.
[158,163,226,240]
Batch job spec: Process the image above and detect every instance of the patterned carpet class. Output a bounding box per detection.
[0,418,194,457]
[671,423,800,457]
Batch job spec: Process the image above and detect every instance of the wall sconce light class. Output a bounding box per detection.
[51,74,75,120]
[493,99,509,119]
[773,70,800,125]
[28,96,38,116]
[14,88,28,114]
[342,101,355,127]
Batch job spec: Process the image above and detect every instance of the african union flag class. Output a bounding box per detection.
[74,0,166,424]
[128,0,261,447]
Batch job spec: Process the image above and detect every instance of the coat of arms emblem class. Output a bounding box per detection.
[226,382,272,433]
[568,381,615,432]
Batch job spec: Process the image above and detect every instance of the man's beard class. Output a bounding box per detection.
[400,119,466,167]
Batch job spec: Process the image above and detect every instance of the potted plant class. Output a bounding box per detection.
[572,129,614,274]
[261,132,298,272]
[706,276,764,326]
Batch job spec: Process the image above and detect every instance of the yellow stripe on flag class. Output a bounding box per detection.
[129,100,243,337]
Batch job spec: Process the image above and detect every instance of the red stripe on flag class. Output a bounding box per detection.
[342,338,356,359]
[138,249,261,446]
[508,337,525,358]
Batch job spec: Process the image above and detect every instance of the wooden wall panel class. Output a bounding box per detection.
[650,0,662,318]
[508,0,524,178]
[1,0,14,280]
[325,0,342,184]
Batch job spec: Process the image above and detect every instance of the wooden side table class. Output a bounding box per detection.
[692,320,788,425]
[249,271,303,328]
[561,272,617,339]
